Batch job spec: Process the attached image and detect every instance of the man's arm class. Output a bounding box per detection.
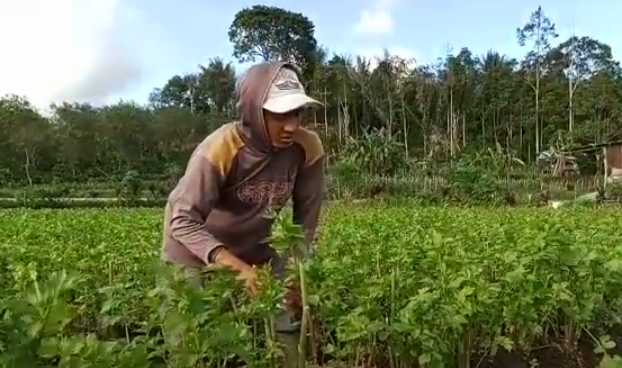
[169,153,225,263]
[292,151,326,260]
[170,152,253,274]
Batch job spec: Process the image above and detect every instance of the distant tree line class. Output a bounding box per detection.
[1,5,621,186]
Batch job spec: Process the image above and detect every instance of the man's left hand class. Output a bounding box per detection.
[284,283,302,320]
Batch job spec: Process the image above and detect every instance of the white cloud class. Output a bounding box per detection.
[353,0,402,37]
[354,9,394,36]
[0,0,145,110]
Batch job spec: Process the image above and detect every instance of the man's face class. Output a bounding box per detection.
[264,108,302,148]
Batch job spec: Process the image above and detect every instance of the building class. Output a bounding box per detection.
[568,140,622,186]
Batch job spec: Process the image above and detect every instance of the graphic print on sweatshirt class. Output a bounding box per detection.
[236,175,294,210]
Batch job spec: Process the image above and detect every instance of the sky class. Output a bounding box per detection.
[0,0,619,111]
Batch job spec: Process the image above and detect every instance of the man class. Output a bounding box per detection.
[161,61,326,365]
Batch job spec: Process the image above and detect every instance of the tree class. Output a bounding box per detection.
[228,5,318,79]
[148,73,211,115]
[550,35,619,133]
[517,6,559,155]
[0,95,51,185]
[200,58,237,114]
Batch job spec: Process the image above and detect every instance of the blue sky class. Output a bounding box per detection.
[0,0,619,109]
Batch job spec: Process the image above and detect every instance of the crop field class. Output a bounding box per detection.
[2,202,622,368]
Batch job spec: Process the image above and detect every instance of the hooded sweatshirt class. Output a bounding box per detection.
[161,62,326,269]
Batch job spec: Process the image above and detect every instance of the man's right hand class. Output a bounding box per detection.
[213,247,259,297]
[237,267,259,297]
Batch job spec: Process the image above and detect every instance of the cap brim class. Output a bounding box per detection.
[262,93,323,114]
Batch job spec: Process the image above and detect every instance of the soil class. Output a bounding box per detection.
[475,343,593,368]
[317,327,622,368]
[473,327,622,368]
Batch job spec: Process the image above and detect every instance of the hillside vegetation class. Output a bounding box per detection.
[0,5,619,202]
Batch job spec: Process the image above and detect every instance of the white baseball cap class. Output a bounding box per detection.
[262,67,322,114]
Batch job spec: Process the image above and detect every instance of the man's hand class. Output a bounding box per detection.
[284,282,303,320]
[237,267,259,297]
[213,247,259,297]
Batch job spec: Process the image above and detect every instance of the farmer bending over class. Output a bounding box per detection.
[161,61,326,364]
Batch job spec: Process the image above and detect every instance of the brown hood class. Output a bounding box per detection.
[236,61,301,153]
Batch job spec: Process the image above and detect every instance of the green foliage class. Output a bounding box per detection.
[3,204,622,366]
[340,127,408,176]
[117,170,143,203]
[606,181,622,202]
[447,158,501,204]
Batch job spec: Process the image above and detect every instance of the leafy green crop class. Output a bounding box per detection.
[1,202,622,367]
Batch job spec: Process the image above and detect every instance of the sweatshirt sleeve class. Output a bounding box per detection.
[292,139,326,259]
[169,153,225,264]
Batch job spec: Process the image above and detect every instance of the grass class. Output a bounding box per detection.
[2,201,622,367]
